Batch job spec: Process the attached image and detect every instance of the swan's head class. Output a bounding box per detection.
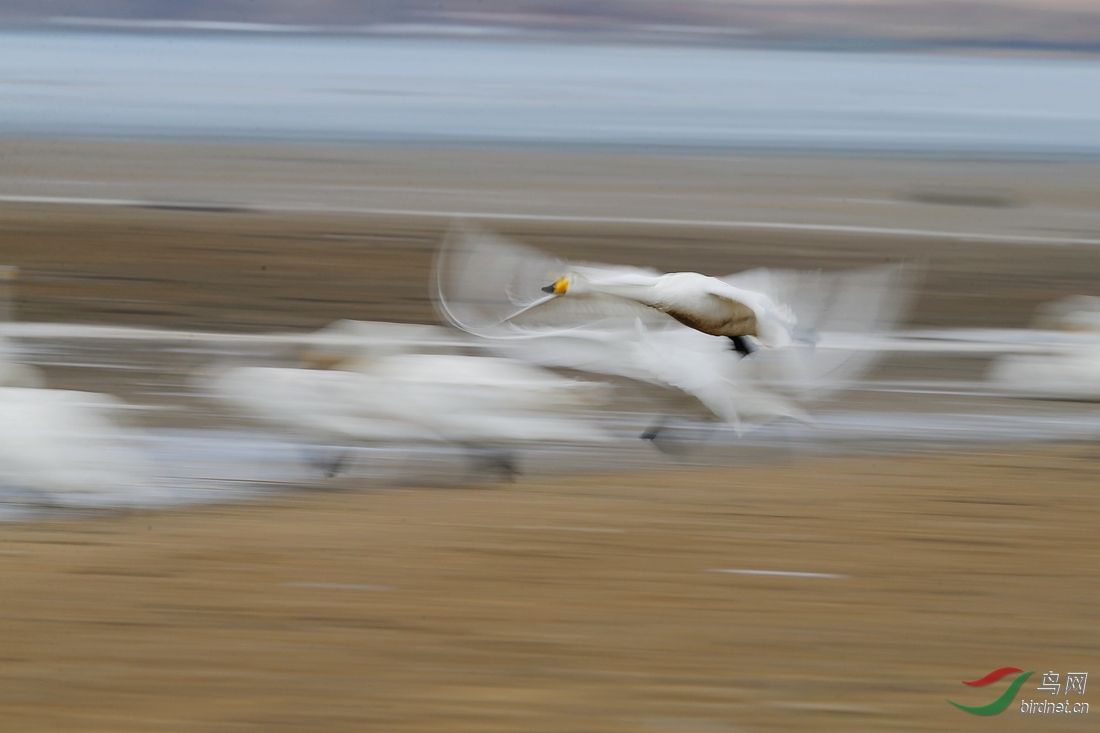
[541,272,584,296]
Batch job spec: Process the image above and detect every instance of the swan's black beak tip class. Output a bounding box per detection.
[541,284,556,294]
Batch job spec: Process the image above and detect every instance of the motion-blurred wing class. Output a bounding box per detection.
[723,264,916,398]
[435,223,668,334]
[629,326,805,430]
[491,318,801,430]
[485,318,667,385]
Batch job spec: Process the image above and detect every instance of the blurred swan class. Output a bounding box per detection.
[435,225,912,432]
[297,319,469,368]
[0,339,157,504]
[1030,295,1100,333]
[205,346,611,477]
[988,296,1100,400]
[539,268,796,351]
[988,348,1100,400]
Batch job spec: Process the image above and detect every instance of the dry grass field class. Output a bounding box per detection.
[0,446,1097,732]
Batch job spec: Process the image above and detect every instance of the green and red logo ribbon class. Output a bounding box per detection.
[948,667,1033,715]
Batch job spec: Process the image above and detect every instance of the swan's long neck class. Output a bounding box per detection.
[584,280,664,307]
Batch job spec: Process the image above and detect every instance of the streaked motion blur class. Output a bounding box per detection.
[1,4,1099,730]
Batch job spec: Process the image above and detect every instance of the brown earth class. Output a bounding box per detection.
[0,445,1097,732]
[2,202,1100,334]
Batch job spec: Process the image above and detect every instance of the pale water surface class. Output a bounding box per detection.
[2,31,1100,152]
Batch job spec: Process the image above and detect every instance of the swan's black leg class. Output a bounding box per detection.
[642,417,714,457]
[728,335,755,357]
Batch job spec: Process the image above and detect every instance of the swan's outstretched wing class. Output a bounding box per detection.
[722,264,916,398]
[627,324,806,429]
[435,223,669,334]
[488,318,802,431]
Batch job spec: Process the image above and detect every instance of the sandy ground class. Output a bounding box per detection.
[1,143,1099,730]
[1,445,1097,732]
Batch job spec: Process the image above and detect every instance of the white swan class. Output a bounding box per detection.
[987,296,1100,400]
[0,338,157,504]
[210,355,609,442]
[204,337,611,476]
[434,225,912,431]
[988,348,1100,400]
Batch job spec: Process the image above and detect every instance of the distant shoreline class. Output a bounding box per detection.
[2,33,1098,154]
[0,15,1097,58]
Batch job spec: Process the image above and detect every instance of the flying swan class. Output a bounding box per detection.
[434,225,913,432]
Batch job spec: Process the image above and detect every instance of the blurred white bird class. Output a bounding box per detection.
[0,339,157,504]
[434,225,912,433]
[205,344,611,478]
[988,348,1100,400]
[987,295,1100,400]
[538,268,797,352]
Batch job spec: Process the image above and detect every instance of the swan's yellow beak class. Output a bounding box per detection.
[541,276,569,295]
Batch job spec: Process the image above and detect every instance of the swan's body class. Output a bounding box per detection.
[988,347,1100,400]
[206,349,610,451]
[543,270,795,346]
[0,387,157,501]
[987,296,1100,401]
[0,339,156,502]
